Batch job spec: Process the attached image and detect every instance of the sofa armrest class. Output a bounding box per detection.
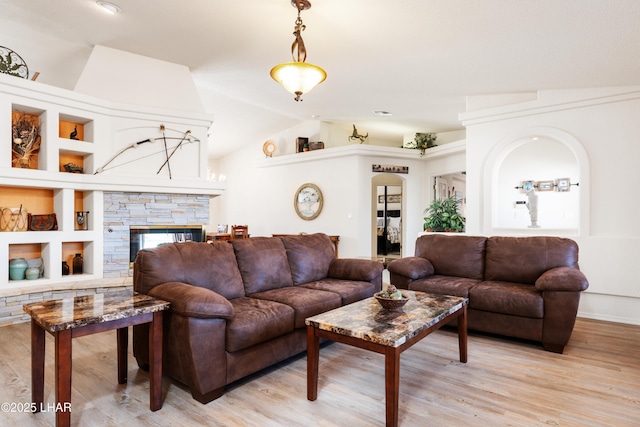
[387,257,434,280]
[148,282,234,319]
[535,267,589,292]
[328,258,384,282]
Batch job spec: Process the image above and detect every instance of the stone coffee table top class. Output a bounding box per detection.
[306,291,468,347]
[23,290,169,333]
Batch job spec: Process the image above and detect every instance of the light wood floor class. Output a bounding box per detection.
[1,318,638,426]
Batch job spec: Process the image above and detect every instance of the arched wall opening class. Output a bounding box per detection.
[483,127,590,235]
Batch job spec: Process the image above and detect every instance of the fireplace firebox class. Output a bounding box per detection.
[129,225,204,263]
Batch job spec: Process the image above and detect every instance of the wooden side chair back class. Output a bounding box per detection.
[231,225,249,239]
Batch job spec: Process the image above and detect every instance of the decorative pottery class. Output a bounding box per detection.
[25,267,40,280]
[62,261,70,276]
[27,257,43,277]
[9,257,28,280]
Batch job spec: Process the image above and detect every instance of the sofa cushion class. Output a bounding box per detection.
[134,241,245,300]
[408,275,481,298]
[250,287,342,328]
[469,281,544,318]
[231,237,294,294]
[485,236,580,284]
[148,282,234,319]
[279,233,336,285]
[299,279,377,305]
[226,297,295,352]
[415,234,487,280]
[388,257,434,279]
[328,258,384,284]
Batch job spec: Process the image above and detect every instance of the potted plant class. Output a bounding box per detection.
[423,196,465,232]
[404,132,437,156]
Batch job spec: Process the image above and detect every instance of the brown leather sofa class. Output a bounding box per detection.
[388,234,589,353]
[132,233,383,403]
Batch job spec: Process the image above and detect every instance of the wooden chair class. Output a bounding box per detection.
[230,225,249,239]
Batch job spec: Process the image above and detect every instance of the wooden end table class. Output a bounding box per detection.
[23,291,169,427]
[306,291,468,427]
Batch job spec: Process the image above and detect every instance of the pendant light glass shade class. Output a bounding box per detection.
[270,62,327,101]
[271,1,326,101]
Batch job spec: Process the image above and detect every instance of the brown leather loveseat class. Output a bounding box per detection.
[133,233,383,403]
[388,234,589,353]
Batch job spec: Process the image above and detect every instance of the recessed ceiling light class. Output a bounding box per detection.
[311,114,320,119]
[373,110,393,116]
[96,1,121,14]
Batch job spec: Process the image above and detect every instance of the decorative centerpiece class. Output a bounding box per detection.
[375,285,409,311]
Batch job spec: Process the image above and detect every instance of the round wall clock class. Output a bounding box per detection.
[0,46,29,79]
[294,183,323,220]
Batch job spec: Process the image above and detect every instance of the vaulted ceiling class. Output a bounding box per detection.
[3,0,640,158]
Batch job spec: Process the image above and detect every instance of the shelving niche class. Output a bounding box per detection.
[2,96,101,290]
[0,72,221,296]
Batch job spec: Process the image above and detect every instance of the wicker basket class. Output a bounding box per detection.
[374,292,409,311]
[0,207,28,232]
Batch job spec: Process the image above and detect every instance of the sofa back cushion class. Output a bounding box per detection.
[415,234,487,280]
[279,233,336,285]
[231,237,294,294]
[133,241,245,299]
[485,236,580,285]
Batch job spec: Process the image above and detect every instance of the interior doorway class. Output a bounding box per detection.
[432,172,466,218]
[372,174,403,259]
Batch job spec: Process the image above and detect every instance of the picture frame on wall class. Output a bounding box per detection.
[372,164,409,174]
[536,180,555,191]
[521,180,534,193]
[556,177,570,192]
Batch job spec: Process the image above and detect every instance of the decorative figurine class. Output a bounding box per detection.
[349,125,368,143]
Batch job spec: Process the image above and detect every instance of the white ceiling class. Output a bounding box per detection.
[2,0,640,158]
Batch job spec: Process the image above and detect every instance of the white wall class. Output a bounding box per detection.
[209,126,440,258]
[461,86,640,325]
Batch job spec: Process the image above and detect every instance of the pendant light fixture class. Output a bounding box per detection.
[270,0,327,101]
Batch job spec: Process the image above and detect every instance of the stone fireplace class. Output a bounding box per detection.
[103,192,209,278]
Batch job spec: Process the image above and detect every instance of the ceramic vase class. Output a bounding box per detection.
[25,267,40,280]
[9,257,28,280]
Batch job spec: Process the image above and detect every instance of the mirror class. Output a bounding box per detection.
[373,177,403,258]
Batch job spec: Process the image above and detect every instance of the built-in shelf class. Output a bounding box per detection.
[0,72,221,295]
[255,140,467,168]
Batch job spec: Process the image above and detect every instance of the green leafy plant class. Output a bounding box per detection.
[405,132,437,156]
[423,196,465,232]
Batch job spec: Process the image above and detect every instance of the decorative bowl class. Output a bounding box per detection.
[374,292,409,311]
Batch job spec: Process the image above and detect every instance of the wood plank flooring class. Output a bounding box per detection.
[0,318,638,426]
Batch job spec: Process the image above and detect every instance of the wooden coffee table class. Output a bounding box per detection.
[23,291,169,427]
[306,291,468,427]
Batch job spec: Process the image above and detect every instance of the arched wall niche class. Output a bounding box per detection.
[483,126,590,236]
